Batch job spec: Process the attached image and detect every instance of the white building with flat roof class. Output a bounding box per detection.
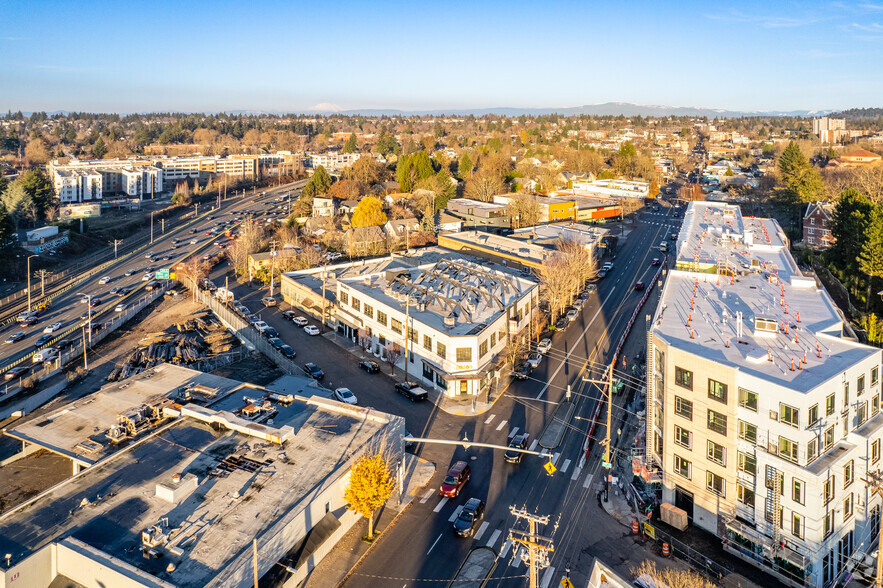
[647,201,882,587]
[571,179,649,200]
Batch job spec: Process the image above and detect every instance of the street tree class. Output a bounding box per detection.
[558,239,598,300]
[351,196,388,228]
[344,454,396,541]
[227,219,265,278]
[505,193,542,229]
[383,342,402,375]
[535,254,573,323]
[177,258,212,301]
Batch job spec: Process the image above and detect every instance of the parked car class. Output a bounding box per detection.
[452,498,485,537]
[267,337,284,350]
[394,381,429,402]
[253,321,270,333]
[527,352,542,368]
[303,362,324,380]
[5,331,26,344]
[279,344,296,358]
[333,387,358,405]
[303,325,320,336]
[34,334,54,347]
[4,366,28,381]
[514,362,533,380]
[282,310,296,321]
[504,433,529,464]
[536,338,552,354]
[43,322,63,334]
[262,327,279,339]
[292,316,309,327]
[565,309,579,322]
[440,461,471,498]
[98,276,111,285]
[359,360,380,373]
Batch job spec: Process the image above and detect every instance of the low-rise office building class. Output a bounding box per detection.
[493,194,576,223]
[571,179,650,200]
[442,198,511,233]
[438,230,553,272]
[646,201,882,587]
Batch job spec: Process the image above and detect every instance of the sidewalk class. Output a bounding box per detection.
[302,453,435,588]
[322,331,508,417]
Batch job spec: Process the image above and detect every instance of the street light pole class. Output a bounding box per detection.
[26,254,37,313]
[77,293,92,343]
[150,211,155,244]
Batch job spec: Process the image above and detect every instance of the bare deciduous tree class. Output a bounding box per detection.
[630,560,714,588]
[465,170,503,202]
[505,193,542,229]
[384,342,402,375]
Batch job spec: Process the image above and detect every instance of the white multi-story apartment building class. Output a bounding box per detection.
[53,168,103,204]
[308,152,362,171]
[335,258,537,397]
[570,179,650,200]
[647,201,882,587]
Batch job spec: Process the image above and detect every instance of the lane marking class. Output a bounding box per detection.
[583,471,595,489]
[485,414,496,425]
[529,439,539,451]
[561,458,571,473]
[433,496,448,513]
[495,419,507,431]
[508,426,519,439]
[474,521,490,541]
[571,463,583,481]
[485,529,502,548]
[448,505,464,523]
[552,452,560,465]
[420,489,434,504]
[426,533,443,555]
[500,538,513,558]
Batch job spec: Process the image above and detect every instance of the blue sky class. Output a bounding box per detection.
[2,0,883,113]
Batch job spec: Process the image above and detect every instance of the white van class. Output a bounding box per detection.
[659,242,668,252]
[33,347,59,363]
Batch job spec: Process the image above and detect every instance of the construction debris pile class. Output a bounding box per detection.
[107,312,239,381]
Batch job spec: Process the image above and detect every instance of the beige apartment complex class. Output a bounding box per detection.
[647,202,882,587]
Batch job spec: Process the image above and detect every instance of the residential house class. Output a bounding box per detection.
[383,218,420,247]
[346,226,386,255]
[312,196,336,217]
[803,202,835,250]
[443,198,511,233]
[829,149,882,167]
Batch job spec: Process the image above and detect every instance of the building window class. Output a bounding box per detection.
[737,484,755,507]
[674,425,691,449]
[844,382,850,408]
[808,438,819,463]
[376,310,387,327]
[351,298,361,312]
[873,394,880,416]
[675,367,693,390]
[437,342,446,360]
[824,511,834,538]
[858,375,866,395]
[779,403,799,428]
[738,452,756,476]
[674,455,691,479]
[707,472,725,496]
[793,478,805,505]
[739,420,757,445]
[674,396,693,420]
[874,439,880,464]
[738,388,757,412]
[824,425,834,450]
[808,404,819,426]
[824,476,836,505]
[490,332,496,348]
[844,460,854,488]
[339,290,349,305]
[873,367,879,386]
[479,340,488,358]
[390,318,403,335]
[779,437,798,463]
[363,303,374,320]
[859,401,868,425]
[792,513,802,539]
[708,379,727,404]
[707,409,727,436]
[844,493,854,522]
[707,440,725,465]
[423,335,432,351]
[456,347,472,362]
[827,393,835,416]
[408,327,418,344]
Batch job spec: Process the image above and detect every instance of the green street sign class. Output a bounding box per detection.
[155,269,170,279]
[601,461,612,469]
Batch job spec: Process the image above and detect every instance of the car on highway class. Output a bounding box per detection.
[115,303,127,312]
[452,498,485,537]
[5,331,26,344]
[109,287,121,296]
[303,325,320,336]
[440,461,471,498]
[514,362,533,380]
[43,322,63,333]
[145,251,155,258]
[4,366,29,381]
[359,360,380,373]
[504,434,529,464]
[190,238,199,245]
[279,344,296,358]
[143,272,153,281]
[125,268,137,276]
[98,276,111,285]
[527,352,542,368]
[267,337,284,350]
[118,287,133,296]
[292,316,309,327]
[394,381,429,402]
[652,258,661,266]
[333,387,358,405]
[34,334,54,347]
[303,362,324,380]
[634,281,645,291]
[89,298,102,308]
[33,347,58,363]
[536,338,552,354]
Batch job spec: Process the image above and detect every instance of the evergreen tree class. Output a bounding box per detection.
[376,129,398,157]
[18,170,55,219]
[859,203,883,308]
[777,141,823,203]
[422,205,436,233]
[0,203,14,247]
[831,188,873,272]
[302,165,332,198]
[91,136,107,159]
[343,133,358,154]
[458,152,473,179]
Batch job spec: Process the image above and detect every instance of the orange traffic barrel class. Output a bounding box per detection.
[632,520,640,534]
[662,542,670,557]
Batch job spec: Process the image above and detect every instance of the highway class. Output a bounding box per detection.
[0,180,306,384]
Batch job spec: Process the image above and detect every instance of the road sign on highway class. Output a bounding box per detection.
[155,269,170,279]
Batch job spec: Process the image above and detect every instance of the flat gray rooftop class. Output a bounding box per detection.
[0,396,401,587]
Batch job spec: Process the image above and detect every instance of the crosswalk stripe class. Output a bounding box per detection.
[485,529,502,548]
[552,452,560,465]
[448,505,464,523]
[495,419,508,431]
[500,538,513,558]
[540,566,556,588]
[571,463,583,481]
[529,439,539,451]
[514,547,524,567]
[583,471,595,489]
[561,458,571,473]
[420,489,434,503]
[433,496,449,513]
[508,426,519,439]
[485,414,496,425]
[474,521,490,541]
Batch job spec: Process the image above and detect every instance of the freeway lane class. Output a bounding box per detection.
[0,180,305,381]
[344,202,683,587]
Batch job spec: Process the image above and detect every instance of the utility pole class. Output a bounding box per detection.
[111,239,123,259]
[35,269,51,297]
[508,507,556,588]
[404,295,412,382]
[25,254,37,313]
[253,538,258,588]
[862,470,883,587]
[584,364,615,501]
[194,203,199,218]
[161,218,166,235]
[268,239,278,298]
[82,326,88,370]
[150,211,155,244]
[320,261,328,333]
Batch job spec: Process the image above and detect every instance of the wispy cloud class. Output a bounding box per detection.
[2,36,27,41]
[704,9,822,28]
[851,22,883,31]
[858,3,883,11]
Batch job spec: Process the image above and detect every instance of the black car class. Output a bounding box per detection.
[514,363,532,380]
[282,310,296,321]
[34,334,54,347]
[554,316,569,330]
[394,381,429,402]
[4,366,29,380]
[359,360,380,373]
[267,337,284,350]
[263,327,279,339]
[452,498,485,537]
[55,339,75,351]
[279,344,296,358]
[118,287,133,296]
[504,433,529,464]
[20,316,38,327]
[303,362,324,380]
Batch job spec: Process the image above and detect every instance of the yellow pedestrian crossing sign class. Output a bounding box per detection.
[544,461,557,475]
[561,578,574,588]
